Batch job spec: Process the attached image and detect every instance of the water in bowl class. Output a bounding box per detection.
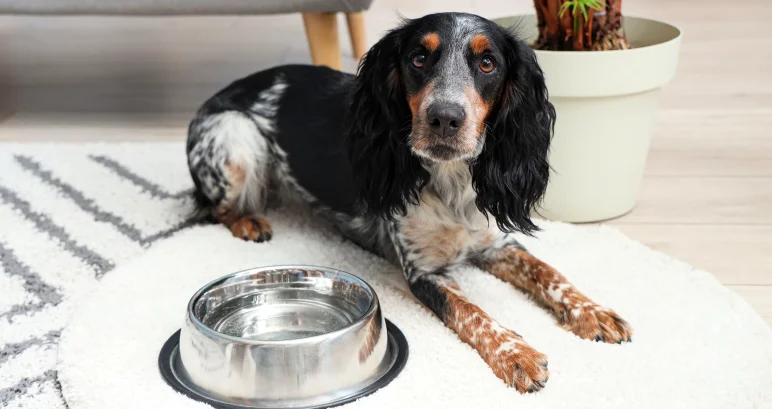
[201,288,363,341]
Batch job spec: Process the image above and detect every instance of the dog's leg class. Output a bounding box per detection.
[213,195,273,243]
[475,236,633,343]
[388,220,547,392]
[188,110,274,242]
[207,157,273,243]
[409,272,549,393]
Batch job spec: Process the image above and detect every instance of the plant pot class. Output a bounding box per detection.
[494,14,682,223]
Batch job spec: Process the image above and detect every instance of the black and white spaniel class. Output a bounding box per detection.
[186,12,632,393]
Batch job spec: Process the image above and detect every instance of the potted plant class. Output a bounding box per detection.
[495,1,682,222]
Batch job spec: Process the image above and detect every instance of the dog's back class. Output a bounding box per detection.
[186,64,359,233]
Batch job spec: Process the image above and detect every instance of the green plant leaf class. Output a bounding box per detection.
[586,0,606,11]
[558,0,607,38]
[558,1,575,18]
[559,0,605,19]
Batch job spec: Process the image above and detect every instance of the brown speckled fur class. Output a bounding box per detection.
[438,278,549,392]
[483,247,633,343]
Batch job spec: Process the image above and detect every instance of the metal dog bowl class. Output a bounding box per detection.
[158,266,408,409]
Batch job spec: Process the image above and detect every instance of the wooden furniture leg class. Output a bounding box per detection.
[302,12,342,70]
[345,12,367,62]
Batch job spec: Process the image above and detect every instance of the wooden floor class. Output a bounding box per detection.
[1,0,770,325]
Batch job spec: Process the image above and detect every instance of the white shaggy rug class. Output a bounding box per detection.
[0,142,195,408]
[2,142,772,409]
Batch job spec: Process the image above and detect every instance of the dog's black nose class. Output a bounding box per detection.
[427,103,465,137]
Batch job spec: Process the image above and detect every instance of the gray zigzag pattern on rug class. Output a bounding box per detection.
[0,370,59,406]
[14,155,195,246]
[0,151,198,407]
[13,155,146,243]
[0,330,61,367]
[0,186,114,273]
[89,155,193,200]
[0,243,64,323]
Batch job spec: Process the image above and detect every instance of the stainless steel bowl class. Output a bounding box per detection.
[170,265,403,409]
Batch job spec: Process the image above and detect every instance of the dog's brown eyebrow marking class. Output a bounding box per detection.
[421,33,441,52]
[470,34,490,54]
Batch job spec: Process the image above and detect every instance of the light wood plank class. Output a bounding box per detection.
[727,285,772,327]
[619,177,772,225]
[0,114,188,141]
[611,224,772,285]
[645,111,772,177]
[645,139,772,178]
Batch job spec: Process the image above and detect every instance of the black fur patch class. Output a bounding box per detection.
[410,275,453,323]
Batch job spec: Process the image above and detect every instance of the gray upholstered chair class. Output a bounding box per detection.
[0,0,374,70]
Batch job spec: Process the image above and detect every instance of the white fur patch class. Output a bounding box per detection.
[546,283,571,303]
[187,77,288,213]
[495,338,522,356]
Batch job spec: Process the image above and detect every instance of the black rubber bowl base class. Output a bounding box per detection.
[158,319,409,409]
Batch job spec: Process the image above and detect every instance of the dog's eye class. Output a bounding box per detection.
[412,53,426,68]
[479,56,495,73]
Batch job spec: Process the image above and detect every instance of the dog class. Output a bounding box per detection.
[186,12,632,393]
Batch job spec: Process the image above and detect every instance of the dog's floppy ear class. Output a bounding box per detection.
[345,20,429,219]
[471,29,556,235]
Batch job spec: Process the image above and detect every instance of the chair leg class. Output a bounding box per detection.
[302,12,342,70]
[345,12,367,62]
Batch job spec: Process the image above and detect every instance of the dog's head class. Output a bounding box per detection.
[346,12,556,234]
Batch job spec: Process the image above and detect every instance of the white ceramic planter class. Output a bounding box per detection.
[494,15,682,223]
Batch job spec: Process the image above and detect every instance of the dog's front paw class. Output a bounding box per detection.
[229,216,273,242]
[484,332,549,393]
[560,304,633,344]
